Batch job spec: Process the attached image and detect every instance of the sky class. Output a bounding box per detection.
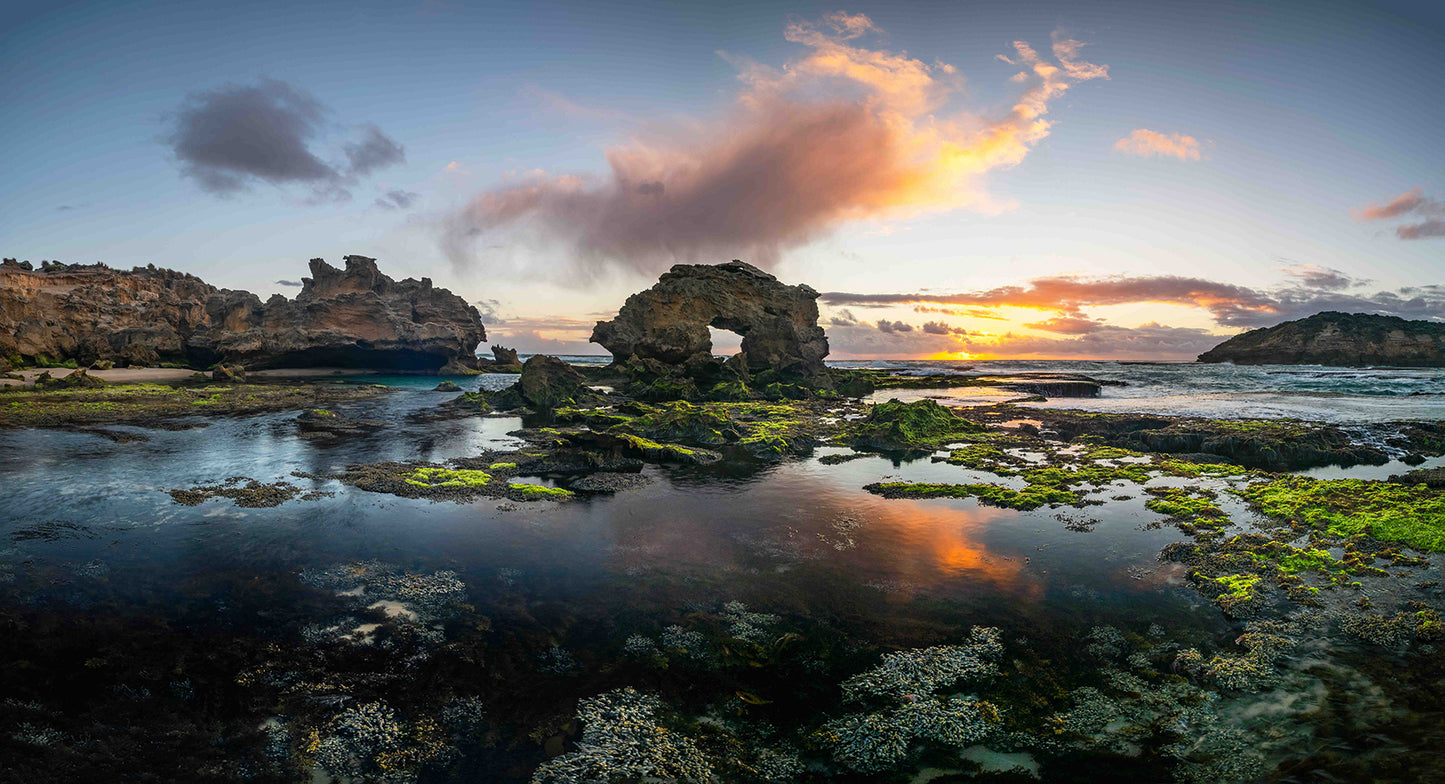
[3,0,1443,359]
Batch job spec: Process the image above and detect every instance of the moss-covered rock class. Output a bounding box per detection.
[851,398,983,450]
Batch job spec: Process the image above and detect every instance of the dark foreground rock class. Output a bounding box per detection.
[296,408,385,437]
[1198,311,1445,366]
[0,255,485,373]
[1036,409,1445,471]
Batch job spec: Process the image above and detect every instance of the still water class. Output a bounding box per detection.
[1,366,1441,781]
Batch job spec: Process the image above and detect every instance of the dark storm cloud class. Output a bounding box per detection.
[274,279,302,287]
[165,78,404,200]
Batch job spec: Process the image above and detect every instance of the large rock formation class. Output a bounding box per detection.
[590,261,829,383]
[0,256,485,372]
[1198,312,1445,366]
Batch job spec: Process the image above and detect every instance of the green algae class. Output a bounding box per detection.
[1143,487,1227,521]
[1022,462,1155,488]
[487,462,517,470]
[864,481,1079,510]
[1156,459,1251,478]
[404,467,492,488]
[507,483,574,499]
[1237,476,1445,552]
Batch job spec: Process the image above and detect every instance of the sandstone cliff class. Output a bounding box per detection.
[0,256,485,372]
[1197,312,1445,366]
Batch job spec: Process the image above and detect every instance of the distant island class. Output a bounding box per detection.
[1198,311,1445,366]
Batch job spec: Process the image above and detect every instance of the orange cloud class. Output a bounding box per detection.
[443,15,1108,275]
[1113,129,1202,161]
[1353,188,1433,220]
[1352,188,1445,239]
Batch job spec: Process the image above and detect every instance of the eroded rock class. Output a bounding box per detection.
[0,255,485,373]
[591,261,829,386]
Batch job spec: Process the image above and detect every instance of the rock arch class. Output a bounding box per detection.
[590,261,829,381]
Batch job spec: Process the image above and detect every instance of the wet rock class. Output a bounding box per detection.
[851,398,983,450]
[1198,311,1445,366]
[0,255,485,372]
[211,363,245,382]
[568,471,652,493]
[296,408,384,437]
[433,380,462,392]
[1391,467,1445,488]
[518,355,589,409]
[591,260,830,387]
[562,430,721,465]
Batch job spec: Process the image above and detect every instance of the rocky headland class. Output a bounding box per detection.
[0,255,486,373]
[1198,311,1445,366]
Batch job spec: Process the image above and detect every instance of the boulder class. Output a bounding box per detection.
[36,367,106,390]
[434,380,462,392]
[1198,312,1445,366]
[212,363,246,382]
[591,260,830,385]
[518,355,588,409]
[89,359,114,370]
[0,255,487,373]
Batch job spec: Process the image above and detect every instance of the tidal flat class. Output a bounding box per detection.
[2,364,1444,784]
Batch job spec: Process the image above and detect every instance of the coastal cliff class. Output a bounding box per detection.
[0,255,485,372]
[1197,311,1445,366]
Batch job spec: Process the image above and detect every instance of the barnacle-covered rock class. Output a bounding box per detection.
[531,688,713,784]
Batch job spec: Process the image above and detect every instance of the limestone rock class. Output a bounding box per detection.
[518,355,588,409]
[0,256,486,373]
[491,345,521,368]
[1198,312,1445,366]
[591,261,829,383]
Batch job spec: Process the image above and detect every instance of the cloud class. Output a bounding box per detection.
[828,308,861,327]
[1024,316,1105,334]
[876,319,913,333]
[824,275,1277,323]
[443,15,1107,276]
[823,271,1445,329]
[345,126,406,176]
[274,279,302,287]
[1353,188,1445,240]
[1279,263,1355,290]
[960,322,1224,359]
[375,189,420,210]
[1113,129,1202,161]
[1353,188,1438,220]
[1397,218,1445,239]
[165,78,404,200]
[922,320,972,335]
